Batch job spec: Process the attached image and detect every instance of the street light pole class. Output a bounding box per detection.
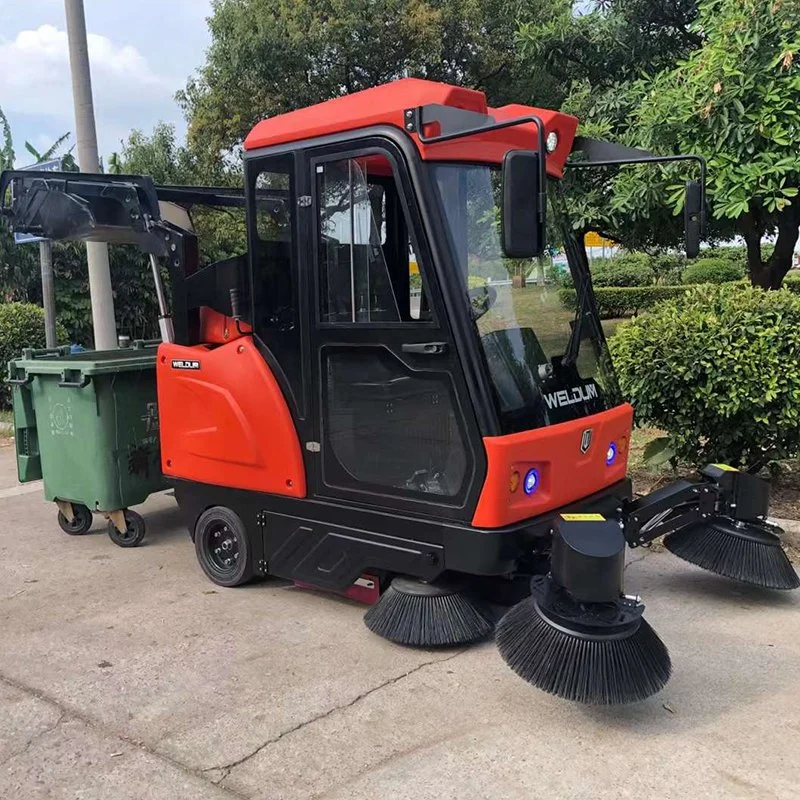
[64,0,117,350]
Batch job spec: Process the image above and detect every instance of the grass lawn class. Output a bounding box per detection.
[477,283,626,381]
[481,283,625,340]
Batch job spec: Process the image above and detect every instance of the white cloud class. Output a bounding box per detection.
[0,24,171,118]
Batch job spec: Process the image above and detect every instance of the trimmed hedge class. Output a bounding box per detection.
[0,303,68,408]
[592,259,655,287]
[610,284,800,468]
[559,285,690,318]
[682,257,746,284]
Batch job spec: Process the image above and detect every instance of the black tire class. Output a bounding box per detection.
[57,503,93,535]
[194,506,254,587]
[107,510,146,548]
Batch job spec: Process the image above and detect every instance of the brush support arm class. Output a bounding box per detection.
[622,465,771,548]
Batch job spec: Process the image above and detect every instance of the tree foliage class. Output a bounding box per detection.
[179,0,555,162]
[621,0,800,287]
[517,1,707,251]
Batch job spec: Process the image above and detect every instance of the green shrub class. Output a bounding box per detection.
[651,253,686,284]
[682,257,746,284]
[696,245,772,266]
[592,258,655,287]
[781,272,800,292]
[697,246,746,263]
[0,303,68,408]
[559,285,690,318]
[610,284,800,469]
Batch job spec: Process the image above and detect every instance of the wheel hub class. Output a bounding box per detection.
[210,525,239,571]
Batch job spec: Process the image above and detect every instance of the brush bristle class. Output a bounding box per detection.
[364,582,495,647]
[496,597,671,704]
[664,523,800,590]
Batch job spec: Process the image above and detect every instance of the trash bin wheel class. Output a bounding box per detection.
[57,504,93,536]
[108,510,146,548]
[194,506,255,588]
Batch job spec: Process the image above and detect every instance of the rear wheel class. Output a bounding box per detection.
[194,506,254,587]
[57,503,93,536]
[108,510,146,548]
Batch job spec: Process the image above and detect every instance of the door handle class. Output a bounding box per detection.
[401,342,448,355]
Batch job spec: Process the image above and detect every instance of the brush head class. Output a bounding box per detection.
[364,576,495,647]
[664,518,799,590]
[496,577,671,704]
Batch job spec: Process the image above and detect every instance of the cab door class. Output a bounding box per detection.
[305,138,483,521]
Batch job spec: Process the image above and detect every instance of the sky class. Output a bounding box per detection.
[0,0,213,166]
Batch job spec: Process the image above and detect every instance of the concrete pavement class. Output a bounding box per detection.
[1,440,799,799]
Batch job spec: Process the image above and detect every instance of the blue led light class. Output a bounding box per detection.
[523,468,540,495]
[606,442,618,466]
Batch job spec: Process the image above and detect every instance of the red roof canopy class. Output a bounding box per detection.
[244,78,578,177]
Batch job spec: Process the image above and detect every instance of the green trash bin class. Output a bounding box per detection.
[8,340,168,547]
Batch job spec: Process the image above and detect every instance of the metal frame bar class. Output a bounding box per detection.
[567,137,707,232]
[409,106,548,228]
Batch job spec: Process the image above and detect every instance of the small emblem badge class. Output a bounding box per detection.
[171,359,201,370]
[580,428,593,454]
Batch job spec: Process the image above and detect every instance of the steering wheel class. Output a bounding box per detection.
[467,285,497,320]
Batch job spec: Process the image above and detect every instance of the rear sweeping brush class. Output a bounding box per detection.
[664,517,799,590]
[364,576,495,647]
[496,516,671,704]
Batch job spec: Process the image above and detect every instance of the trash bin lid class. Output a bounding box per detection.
[9,340,159,377]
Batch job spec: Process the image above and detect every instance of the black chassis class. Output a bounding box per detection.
[173,476,633,591]
[174,465,770,595]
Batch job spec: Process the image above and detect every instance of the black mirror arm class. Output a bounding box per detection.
[409,108,548,229]
[568,137,707,236]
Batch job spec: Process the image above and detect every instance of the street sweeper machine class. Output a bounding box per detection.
[2,78,798,705]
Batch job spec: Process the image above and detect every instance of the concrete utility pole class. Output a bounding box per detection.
[39,240,57,347]
[64,0,117,349]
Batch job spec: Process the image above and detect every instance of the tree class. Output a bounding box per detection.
[22,133,77,171]
[179,0,554,163]
[625,0,800,288]
[0,106,14,173]
[517,1,717,253]
[115,123,201,185]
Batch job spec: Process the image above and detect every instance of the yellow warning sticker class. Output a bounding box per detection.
[712,463,739,472]
[560,513,606,522]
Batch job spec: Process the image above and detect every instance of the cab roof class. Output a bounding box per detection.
[244,78,578,177]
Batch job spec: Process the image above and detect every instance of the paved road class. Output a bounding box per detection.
[1,440,799,799]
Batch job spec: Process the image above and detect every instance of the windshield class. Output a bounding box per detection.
[431,163,621,434]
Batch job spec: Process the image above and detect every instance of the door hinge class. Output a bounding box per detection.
[256,511,268,527]
[297,195,312,207]
[305,441,321,453]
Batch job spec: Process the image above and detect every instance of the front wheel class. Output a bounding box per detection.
[194,506,254,587]
[57,503,93,535]
[108,510,146,547]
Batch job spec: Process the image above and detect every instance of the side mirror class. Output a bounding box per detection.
[501,150,545,258]
[684,180,703,259]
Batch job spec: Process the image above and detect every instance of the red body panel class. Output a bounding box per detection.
[157,339,306,498]
[244,78,578,177]
[471,404,634,529]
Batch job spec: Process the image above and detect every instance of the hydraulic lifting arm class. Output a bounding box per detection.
[0,170,200,346]
[622,465,771,547]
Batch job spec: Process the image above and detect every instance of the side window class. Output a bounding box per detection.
[249,155,302,409]
[316,154,432,324]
